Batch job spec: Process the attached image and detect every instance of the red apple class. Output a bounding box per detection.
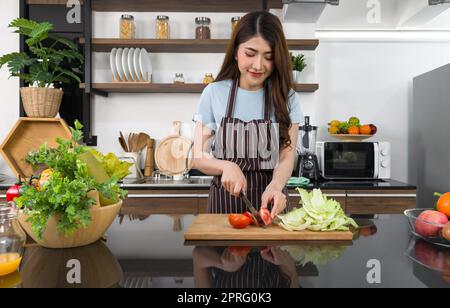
[415,210,448,238]
[369,124,377,135]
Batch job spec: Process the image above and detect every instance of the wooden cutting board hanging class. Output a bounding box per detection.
[155,121,193,177]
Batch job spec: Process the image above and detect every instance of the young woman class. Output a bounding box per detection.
[193,11,303,218]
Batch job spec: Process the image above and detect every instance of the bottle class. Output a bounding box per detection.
[156,15,170,39]
[203,73,214,84]
[174,73,185,84]
[120,14,135,39]
[0,204,26,277]
[231,16,241,33]
[195,17,211,40]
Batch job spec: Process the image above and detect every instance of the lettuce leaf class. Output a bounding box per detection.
[90,150,132,180]
[278,188,358,232]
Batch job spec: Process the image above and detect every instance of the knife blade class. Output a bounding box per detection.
[241,193,266,228]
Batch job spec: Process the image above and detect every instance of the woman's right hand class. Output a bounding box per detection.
[221,161,247,197]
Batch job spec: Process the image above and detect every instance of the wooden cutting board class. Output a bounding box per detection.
[184,214,354,241]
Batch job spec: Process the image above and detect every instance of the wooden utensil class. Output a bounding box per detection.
[144,137,155,177]
[154,121,193,177]
[120,131,129,152]
[118,137,128,152]
[136,133,149,153]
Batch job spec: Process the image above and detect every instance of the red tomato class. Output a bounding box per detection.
[243,212,255,225]
[259,208,272,226]
[228,214,252,229]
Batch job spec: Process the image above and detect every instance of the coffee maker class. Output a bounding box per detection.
[295,116,320,182]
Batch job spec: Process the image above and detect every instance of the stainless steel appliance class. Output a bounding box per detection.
[295,116,320,181]
[316,141,391,179]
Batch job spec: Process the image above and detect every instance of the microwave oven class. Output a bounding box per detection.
[315,141,391,179]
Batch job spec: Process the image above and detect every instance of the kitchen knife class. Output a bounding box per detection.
[240,193,266,228]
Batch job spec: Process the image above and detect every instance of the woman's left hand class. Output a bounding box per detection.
[261,184,286,219]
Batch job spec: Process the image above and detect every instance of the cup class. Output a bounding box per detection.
[122,152,141,179]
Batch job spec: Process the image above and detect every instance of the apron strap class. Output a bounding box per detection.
[264,81,270,121]
[225,79,239,119]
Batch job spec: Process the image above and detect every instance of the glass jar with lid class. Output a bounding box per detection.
[0,203,26,277]
[195,17,211,40]
[174,73,185,84]
[203,73,214,84]
[231,16,241,33]
[156,15,170,39]
[120,14,135,39]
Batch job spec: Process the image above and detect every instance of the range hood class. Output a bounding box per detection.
[282,0,339,23]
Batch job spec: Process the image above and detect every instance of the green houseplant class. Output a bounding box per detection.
[290,53,306,83]
[0,18,84,118]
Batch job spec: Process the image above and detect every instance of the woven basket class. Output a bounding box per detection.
[20,87,63,118]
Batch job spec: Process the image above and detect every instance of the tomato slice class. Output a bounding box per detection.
[228,214,252,229]
[259,208,272,226]
[243,212,255,225]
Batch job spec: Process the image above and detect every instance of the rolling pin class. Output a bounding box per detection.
[144,138,155,177]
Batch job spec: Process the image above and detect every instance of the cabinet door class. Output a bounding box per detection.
[288,189,346,211]
[123,189,200,215]
[346,189,417,214]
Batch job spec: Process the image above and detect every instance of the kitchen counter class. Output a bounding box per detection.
[12,214,449,288]
[0,174,416,190]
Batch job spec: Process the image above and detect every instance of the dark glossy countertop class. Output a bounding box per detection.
[7,214,448,288]
[0,173,416,190]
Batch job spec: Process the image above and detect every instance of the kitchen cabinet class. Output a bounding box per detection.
[346,189,417,215]
[121,187,415,215]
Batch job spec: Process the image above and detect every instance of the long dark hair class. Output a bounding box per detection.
[216,11,293,150]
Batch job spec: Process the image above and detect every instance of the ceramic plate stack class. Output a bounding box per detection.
[109,48,152,82]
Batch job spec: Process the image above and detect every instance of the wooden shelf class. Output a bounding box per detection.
[80,38,319,53]
[91,0,282,12]
[27,0,84,4]
[80,83,319,94]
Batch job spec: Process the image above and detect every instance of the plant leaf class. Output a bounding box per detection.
[25,22,53,46]
[8,18,39,36]
[0,52,34,74]
[55,67,81,84]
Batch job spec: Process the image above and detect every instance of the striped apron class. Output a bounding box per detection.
[207,78,291,214]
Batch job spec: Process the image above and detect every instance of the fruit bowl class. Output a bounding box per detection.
[404,209,450,248]
[330,134,375,142]
[404,237,450,276]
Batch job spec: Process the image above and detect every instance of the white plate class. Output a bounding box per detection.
[133,48,141,81]
[127,48,135,81]
[139,48,152,82]
[122,48,130,81]
[115,48,124,81]
[110,48,119,81]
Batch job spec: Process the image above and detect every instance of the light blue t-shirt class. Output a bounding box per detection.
[193,79,303,131]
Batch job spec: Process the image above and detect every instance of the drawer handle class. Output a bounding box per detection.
[347,194,416,198]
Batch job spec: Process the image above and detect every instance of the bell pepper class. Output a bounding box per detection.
[6,184,22,203]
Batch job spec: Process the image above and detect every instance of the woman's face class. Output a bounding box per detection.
[235,36,273,90]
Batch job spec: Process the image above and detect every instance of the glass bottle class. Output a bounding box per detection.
[0,203,26,277]
[203,73,214,84]
[156,15,170,39]
[120,14,135,39]
[231,16,241,33]
[195,17,211,40]
[174,73,185,84]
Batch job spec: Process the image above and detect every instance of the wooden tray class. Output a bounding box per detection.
[330,134,374,142]
[184,214,354,241]
[0,118,72,179]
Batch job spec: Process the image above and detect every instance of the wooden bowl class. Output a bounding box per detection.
[18,200,122,249]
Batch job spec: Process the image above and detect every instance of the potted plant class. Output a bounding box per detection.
[0,18,84,118]
[13,120,133,248]
[290,53,307,83]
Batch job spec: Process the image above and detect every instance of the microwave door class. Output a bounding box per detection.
[323,143,376,179]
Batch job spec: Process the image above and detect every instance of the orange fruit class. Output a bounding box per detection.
[360,125,371,135]
[348,126,360,134]
[436,192,450,218]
